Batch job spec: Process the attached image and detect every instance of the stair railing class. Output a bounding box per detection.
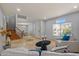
[15,27,24,38]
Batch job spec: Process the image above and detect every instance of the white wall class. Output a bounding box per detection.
[0,8,4,29]
[0,8,6,41]
[45,11,79,41]
[34,21,41,36]
[32,20,46,36]
[40,20,46,35]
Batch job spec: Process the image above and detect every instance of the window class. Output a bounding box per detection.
[52,19,72,37]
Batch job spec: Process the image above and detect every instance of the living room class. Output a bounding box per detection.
[0,3,79,56]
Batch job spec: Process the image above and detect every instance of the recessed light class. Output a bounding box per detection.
[73,5,78,9]
[17,8,21,11]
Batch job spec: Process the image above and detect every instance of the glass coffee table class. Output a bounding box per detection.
[36,40,51,50]
[31,40,51,56]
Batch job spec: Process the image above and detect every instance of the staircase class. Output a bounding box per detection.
[6,28,23,40]
[10,30,21,40]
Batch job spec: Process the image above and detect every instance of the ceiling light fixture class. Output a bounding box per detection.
[17,8,21,11]
[73,5,78,9]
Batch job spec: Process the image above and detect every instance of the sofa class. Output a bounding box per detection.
[1,47,39,56]
[41,51,79,56]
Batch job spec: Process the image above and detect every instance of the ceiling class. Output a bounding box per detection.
[0,3,79,21]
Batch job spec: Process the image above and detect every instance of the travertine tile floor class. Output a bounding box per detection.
[0,36,57,50]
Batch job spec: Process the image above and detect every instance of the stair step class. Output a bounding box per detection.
[7,29,21,40]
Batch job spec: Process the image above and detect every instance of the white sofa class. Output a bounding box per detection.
[1,47,39,56]
[0,46,4,55]
[41,45,79,56]
[41,51,79,56]
[56,41,79,53]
